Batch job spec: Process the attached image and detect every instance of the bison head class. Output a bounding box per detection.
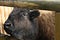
[4,7,40,40]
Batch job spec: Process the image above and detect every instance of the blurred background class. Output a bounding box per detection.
[0,6,13,34]
[0,0,59,1]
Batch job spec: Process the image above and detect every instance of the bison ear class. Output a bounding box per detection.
[29,10,40,20]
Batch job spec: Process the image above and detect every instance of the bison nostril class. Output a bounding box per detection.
[4,23,11,27]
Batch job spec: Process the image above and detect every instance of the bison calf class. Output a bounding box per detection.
[4,8,55,40]
[4,7,40,40]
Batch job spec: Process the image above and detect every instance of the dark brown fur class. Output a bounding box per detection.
[38,10,55,40]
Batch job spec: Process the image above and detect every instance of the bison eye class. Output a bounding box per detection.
[29,10,40,20]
